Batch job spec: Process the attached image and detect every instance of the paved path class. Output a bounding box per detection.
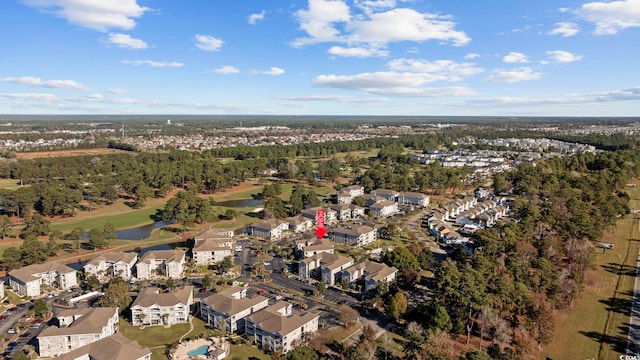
[179,315,195,342]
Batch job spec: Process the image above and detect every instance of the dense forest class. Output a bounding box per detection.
[377,150,639,360]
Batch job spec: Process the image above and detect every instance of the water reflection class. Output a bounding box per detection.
[215,199,264,208]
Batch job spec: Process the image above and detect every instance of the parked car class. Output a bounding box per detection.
[199,287,207,293]
[0,315,7,321]
[7,328,17,334]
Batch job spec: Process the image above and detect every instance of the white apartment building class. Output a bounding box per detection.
[57,333,151,360]
[136,250,185,280]
[251,219,289,241]
[84,252,138,280]
[130,286,194,326]
[369,201,399,218]
[8,262,78,297]
[332,225,377,247]
[245,302,319,353]
[200,286,269,333]
[37,307,119,357]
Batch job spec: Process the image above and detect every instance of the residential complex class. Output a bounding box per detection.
[136,250,186,279]
[56,333,151,360]
[200,286,270,333]
[37,307,119,357]
[332,225,377,247]
[83,252,138,280]
[130,286,194,326]
[245,302,319,353]
[8,262,78,297]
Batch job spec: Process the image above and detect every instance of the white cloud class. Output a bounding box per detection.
[354,0,396,13]
[464,53,480,60]
[85,93,104,100]
[194,34,224,51]
[262,67,286,75]
[460,87,640,108]
[1,76,88,90]
[107,88,127,94]
[485,67,542,83]
[503,52,529,63]
[546,50,583,63]
[292,0,351,46]
[248,10,265,25]
[105,33,148,49]
[328,46,389,57]
[212,66,240,74]
[292,1,469,47]
[122,60,184,68]
[0,93,58,101]
[346,8,470,46]
[22,0,149,31]
[313,71,474,96]
[577,0,640,35]
[547,22,580,36]
[388,59,483,81]
[277,94,387,103]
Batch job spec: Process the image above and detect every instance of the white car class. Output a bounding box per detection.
[263,261,270,266]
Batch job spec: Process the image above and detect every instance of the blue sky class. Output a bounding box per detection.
[1,0,639,116]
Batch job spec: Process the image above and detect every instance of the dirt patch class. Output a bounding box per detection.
[15,148,134,159]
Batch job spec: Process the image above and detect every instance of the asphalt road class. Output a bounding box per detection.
[627,249,640,356]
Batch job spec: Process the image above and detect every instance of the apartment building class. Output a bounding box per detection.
[8,262,78,297]
[136,250,186,280]
[245,302,319,353]
[37,307,119,357]
[130,286,194,326]
[83,252,138,280]
[332,225,377,247]
[199,286,269,333]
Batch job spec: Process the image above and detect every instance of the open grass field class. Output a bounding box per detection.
[14,148,134,159]
[119,318,191,348]
[228,344,271,360]
[0,178,27,190]
[545,182,640,360]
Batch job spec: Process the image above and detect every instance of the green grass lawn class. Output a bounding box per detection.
[0,179,27,190]
[50,206,162,234]
[228,344,270,360]
[118,318,191,348]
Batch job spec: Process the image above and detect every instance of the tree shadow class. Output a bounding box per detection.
[601,262,638,277]
[150,209,164,222]
[579,330,627,354]
[599,295,633,315]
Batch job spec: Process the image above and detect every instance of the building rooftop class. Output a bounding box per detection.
[138,250,185,264]
[131,286,193,308]
[57,333,151,360]
[39,307,117,337]
[85,252,137,267]
[9,262,76,283]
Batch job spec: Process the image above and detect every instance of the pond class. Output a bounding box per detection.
[67,220,173,242]
[115,220,173,240]
[215,199,264,208]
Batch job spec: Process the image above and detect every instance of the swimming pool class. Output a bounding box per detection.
[187,344,209,357]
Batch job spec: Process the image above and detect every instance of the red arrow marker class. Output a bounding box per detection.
[314,209,327,239]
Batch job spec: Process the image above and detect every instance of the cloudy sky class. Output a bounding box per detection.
[1,0,639,116]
